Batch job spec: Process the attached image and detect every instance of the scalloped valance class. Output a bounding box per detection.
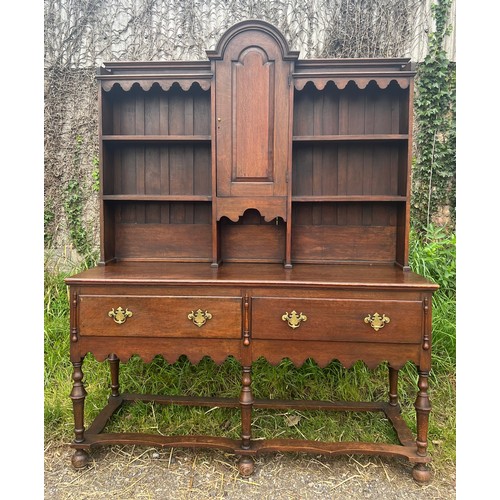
[293,76,411,91]
[100,78,211,92]
[86,348,407,370]
[100,77,409,93]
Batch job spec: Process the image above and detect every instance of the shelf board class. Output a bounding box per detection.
[292,134,408,142]
[103,195,212,202]
[103,195,404,202]
[292,195,407,202]
[102,135,211,142]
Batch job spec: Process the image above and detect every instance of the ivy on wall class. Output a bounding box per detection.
[64,178,93,257]
[44,67,100,256]
[412,0,456,232]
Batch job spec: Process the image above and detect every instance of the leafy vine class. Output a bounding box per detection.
[412,0,456,232]
[63,135,98,264]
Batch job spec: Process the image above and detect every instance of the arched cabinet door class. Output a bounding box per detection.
[208,21,299,222]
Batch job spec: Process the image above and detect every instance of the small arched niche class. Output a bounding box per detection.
[219,209,286,264]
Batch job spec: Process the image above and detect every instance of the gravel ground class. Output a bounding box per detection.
[44,443,456,499]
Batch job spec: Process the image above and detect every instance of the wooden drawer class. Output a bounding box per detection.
[79,295,242,338]
[251,297,423,343]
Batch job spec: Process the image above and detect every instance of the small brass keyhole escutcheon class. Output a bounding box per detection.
[108,307,133,324]
[364,312,390,332]
[282,311,307,329]
[188,309,213,328]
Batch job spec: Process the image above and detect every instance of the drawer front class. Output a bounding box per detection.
[252,297,423,343]
[79,295,242,338]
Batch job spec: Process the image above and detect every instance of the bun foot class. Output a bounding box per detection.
[71,449,90,469]
[412,463,431,484]
[238,456,254,477]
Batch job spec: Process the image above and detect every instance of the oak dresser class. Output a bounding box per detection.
[66,20,439,483]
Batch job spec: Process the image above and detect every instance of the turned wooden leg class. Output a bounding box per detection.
[413,368,432,484]
[108,353,120,397]
[240,366,253,450]
[70,358,89,468]
[238,366,254,476]
[388,365,399,408]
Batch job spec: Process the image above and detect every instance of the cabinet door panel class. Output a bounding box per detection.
[215,30,292,200]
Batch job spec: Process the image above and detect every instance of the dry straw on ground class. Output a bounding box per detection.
[44,442,456,499]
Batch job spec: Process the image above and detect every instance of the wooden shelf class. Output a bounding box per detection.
[102,195,212,202]
[292,134,408,142]
[102,135,211,142]
[292,195,407,202]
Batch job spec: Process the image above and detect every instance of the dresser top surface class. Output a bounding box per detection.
[66,262,438,290]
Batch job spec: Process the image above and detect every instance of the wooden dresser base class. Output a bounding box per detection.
[69,363,432,484]
[66,262,436,485]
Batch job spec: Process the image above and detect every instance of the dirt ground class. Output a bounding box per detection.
[44,442,456,499]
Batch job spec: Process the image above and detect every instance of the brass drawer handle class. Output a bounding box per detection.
[108,307,133,324]
[364,313,390,332]
[282,310,307,329]
[188,309,213,328]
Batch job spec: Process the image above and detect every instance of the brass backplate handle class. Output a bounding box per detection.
[108,307,133,324]
[188,309,213,328]
[364,312,390,332]
[282,310,307,329]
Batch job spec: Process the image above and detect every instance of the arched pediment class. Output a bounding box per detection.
[206,19,299,61]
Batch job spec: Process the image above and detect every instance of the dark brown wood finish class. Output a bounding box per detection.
[208,21,299,267]
[66,21,439,483]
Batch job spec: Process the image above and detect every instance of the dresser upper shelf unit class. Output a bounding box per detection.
[95,20,416,269]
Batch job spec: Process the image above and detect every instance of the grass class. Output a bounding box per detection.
[44,226,456,475]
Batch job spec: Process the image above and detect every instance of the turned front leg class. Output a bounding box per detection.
[70,357,89,468]
[240,366,253,449]
[108,353,120,397]
[413,368,432,483]
[238,366,254,476]
[388,365,399,407]
[414,369,431,456]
